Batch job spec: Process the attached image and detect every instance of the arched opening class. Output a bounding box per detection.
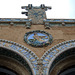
[49,47,75,75]
[0,47,33,75]
[58,65,75,75]
[0,66,18,75]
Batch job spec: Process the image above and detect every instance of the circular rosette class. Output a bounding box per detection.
[24,30,53,47]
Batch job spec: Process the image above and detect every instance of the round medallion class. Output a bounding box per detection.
[24,30,53,47]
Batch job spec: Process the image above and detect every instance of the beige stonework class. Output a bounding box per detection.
[0,25,75,58]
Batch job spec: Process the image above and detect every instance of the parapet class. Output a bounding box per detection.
[21,4,52,24]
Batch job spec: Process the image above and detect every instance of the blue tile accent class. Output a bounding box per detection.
[41,40,75,75]
[24,30,53,47]
[0,39,39,75]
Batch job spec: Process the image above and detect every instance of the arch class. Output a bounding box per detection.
[41,40,75,75]
[0,39,39,75]
[49,47,75,75]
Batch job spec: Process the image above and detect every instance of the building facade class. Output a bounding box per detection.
[0,4,75,75]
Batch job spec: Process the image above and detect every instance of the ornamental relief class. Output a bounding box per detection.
[24,30,53,47]
[0,39,75,75]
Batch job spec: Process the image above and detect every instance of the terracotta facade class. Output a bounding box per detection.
[0,4,75,75]
[0,25,75,58]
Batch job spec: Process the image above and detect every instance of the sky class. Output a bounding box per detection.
[0,0,75,19]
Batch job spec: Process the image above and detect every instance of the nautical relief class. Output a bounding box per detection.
[24,30,53,47]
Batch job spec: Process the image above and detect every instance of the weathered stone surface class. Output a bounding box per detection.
[0,25,75,58]
[28,9,46,24]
